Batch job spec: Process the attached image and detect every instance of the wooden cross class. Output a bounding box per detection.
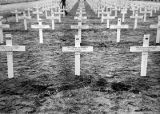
[101,10,111,23]
[11,10,21,22]
[103,13,115,28]
[18,11,31,30]
[121,9,127,22]
[130,11,143,29]
[0,16,3,20]
[130,34,160,76]
[112,7,118,17]
[46,12,59,30]
[74,14,87,21]
[44,8,49,19]
[62,37,93,76]
[54,7,65,22]
[110,18,129,42]
[150,15,160,43]
[31,20,50,43]
[0,34,25,78]
[0,21,10,43]
[60,7,67,17]
[32,7,43,21]
[97,8,104,18]
[71,21,89,43]
[140,7,150,22]
[76,10,86,16]
[26,8,32,18]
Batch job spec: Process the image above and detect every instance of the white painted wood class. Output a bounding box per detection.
[47,14,59,30]
[62,45,93,76]
[71,22,89,30]
[0,21,10,43]
[32,7,43,21]
[62,46,93,52]
[150,16,160,43]
[121,9,127,22]
[11,10,21,22]
[18,11,31,30]
[110,18,129,42]
[130,34,160,76]
[26,8,32,18]
[140,8,150,22]
[103,14,115,28]
[31,21,50,43]
[74,16,87,20]
[0,34,25,78]
[0,16,3,20]
[130,11,143,29]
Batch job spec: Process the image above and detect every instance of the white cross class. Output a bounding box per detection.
[0,34,25,78]
[130,34,160,76]
[0,16,3,20]
[150,15,160,43]
[54,7,65,22]
[112,7,118,17]
[76,9,86,16]
[102,13,115,28]
[62,38,93,76]
[140,7,150,22]
[18,11,31,30]
[101,10,111,23]
[0,21,10,43]
[47,12,59,30]
[110,18,129,42]
[26,8,32,18]
[31,20,50,43]
[32,7,43,21]
[11,10,21,22]
[74,14,87,21]
[97,8,104,18]
[121,9,127,22]
[61,7,67,17]
[130,11,143,29]
[71,21,89,43]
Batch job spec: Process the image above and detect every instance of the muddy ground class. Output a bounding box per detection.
[0,1,160,113]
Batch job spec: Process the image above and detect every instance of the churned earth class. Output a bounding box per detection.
[0,0,160,113]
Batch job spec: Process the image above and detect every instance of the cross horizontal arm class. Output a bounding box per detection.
[0,24,10,29]
[71,25,89,29]
[62,46,93,52]
[0,46,25,51]
[110,25,129,29]
[150,24,159,28]
[130,46,160,52]
[31,25,50,29]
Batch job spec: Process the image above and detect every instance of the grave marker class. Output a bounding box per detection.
[0,34,25,78]
[121,9,127,22]
[130,11,143,29]
[47,12,59,30]
[31,20,50,43]
[62,38,93,76]
[18,11,31,30]
[11,10,21,22]
[71,22,89,43]
[110,18,129,42]
[150,15,160,43]
[103,14,115,28]
[140,8,150,22]
[130,34,160,76]
[32,7,43,21]
[0,21,10,43]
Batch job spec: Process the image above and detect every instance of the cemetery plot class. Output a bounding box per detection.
[0,0,160,113]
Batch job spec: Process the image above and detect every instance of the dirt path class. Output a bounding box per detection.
[0,0,160,113]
